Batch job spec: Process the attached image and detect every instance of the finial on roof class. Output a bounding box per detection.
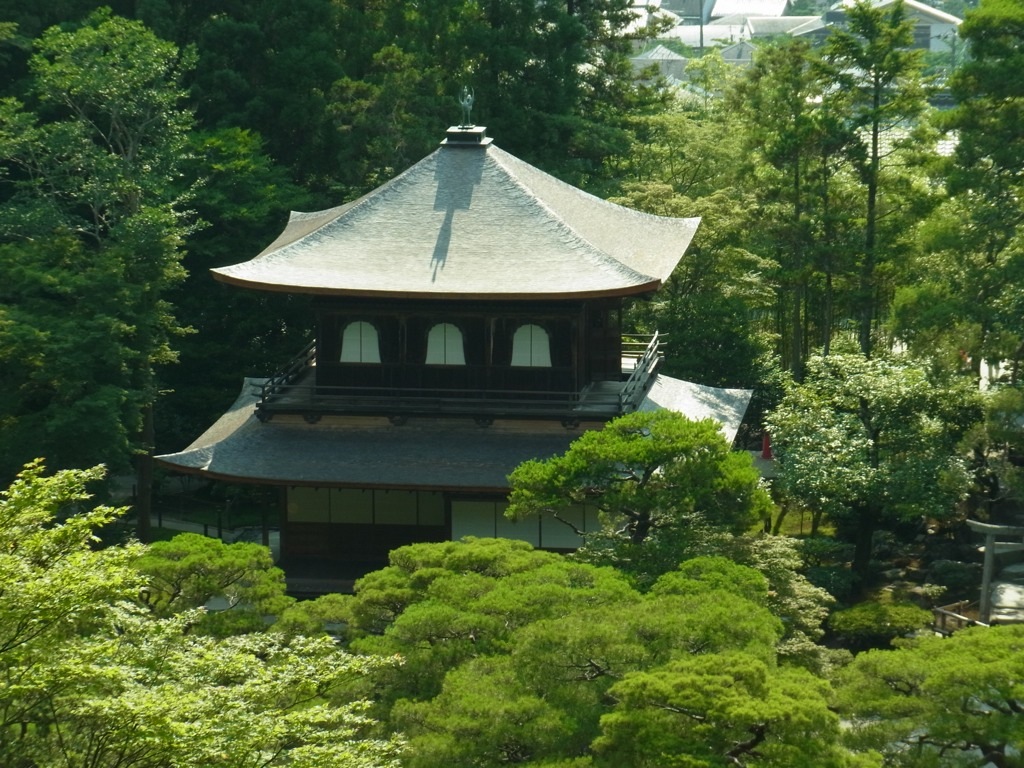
[444,86,490,146]
[458,86,474,128]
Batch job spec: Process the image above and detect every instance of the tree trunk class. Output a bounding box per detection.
[851,506,877,592]
[135,402,154,543]
[770,503,789,535]
[791,280,805,381]
[859,82,882,358]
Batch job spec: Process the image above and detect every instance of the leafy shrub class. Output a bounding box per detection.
[926,559,980,600]
[827,600,932,651]
[799,536,854,568]
[806,565,856,602]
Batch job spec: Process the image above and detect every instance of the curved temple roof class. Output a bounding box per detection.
[213,130,700,300]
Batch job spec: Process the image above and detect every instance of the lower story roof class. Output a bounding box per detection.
[155,377,752,490]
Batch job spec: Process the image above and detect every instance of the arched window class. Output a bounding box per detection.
[511,324,551,367]
[339,321,381,363]
[425,323,465,365]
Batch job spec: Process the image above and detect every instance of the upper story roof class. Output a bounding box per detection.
[213,127,700,301]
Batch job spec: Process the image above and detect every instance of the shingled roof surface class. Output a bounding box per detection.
[212,132,700,300]
[157,380,588,490]
[156,377,752,488]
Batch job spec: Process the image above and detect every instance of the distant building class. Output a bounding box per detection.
[827,0,964,109]
[719,39,758,66]
[831,0,961,52]
[711,0,789,20]
[632,43,690,80]
[635,0,960,69]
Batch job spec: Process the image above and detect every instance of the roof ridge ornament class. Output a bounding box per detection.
[458,86,474,128]
[443,86,490,147]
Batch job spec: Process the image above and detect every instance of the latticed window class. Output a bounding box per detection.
[339,321,381,363]
[425,323,465,365]
[511,324,551,367]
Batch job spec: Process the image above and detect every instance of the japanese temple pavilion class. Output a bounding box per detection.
[156,125,753,590]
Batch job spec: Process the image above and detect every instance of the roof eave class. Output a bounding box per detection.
[210,270,665,301]
[150,458,510,494]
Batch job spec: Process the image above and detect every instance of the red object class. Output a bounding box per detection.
[761,432,773,460]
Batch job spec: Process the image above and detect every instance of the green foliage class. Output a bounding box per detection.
[820,0,933,356]
[341,538,847,766]
[837,625,1024,766]
[136,532,293,635]
[827,600,932,652]
[729,38,864,377]
[965,385,1024,515]
[611,79,775,391]
[798,536,858,603]
[650,555,770,605]
[924,559,979,600]
[0,236,146,475]
[593,655,850,768]
[620,186,776,389]
[135,0,350,191]
[158,126,315,449]
[896,0,1024,382]
[0,10,195,479]
[132,0,654,194]
[890,186,1024,383]
[349,537,563,634]
[274,592,354,637]
[730,535,839,671]
[348,540,633,708]
[392,656,577,768]
[507,410,772,584]
[0,462,403,767]
[945,0,1024,190]
[768,353,983,585]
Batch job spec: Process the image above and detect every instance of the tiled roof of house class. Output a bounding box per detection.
[746,15,825,35]
[662,23,748,46]
[710,0,788,19]
[212,128,700,301]
[634,43,688,61]
[834,0,962,25]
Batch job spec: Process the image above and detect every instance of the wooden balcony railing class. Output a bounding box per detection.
[620,332,662,407]
[255,333,663,422]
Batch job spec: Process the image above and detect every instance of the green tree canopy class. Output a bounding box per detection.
[837,625,1024,767]
[507,410,772,583]
[0,461,403,767]
[0,10,195,481]
[820,0,933,356]
[767,353,983,586]
[341,538,848,768]
[729,38,863,378]
[135,531,294,636]
[894,0,1024,381]
[156,126,316,450]
[593,654,853,768]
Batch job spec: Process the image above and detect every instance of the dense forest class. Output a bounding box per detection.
[1,0,1023,765]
